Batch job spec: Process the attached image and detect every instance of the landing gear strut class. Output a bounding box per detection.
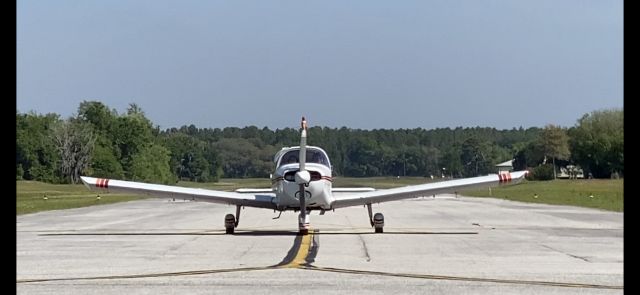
[367,203,385,233]
[224,205,242,234]
[299,213,310,235]
[298,184,310,235]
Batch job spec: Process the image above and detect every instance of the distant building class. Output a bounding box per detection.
[496,160,513,173]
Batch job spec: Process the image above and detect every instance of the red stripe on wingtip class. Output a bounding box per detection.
[96,178,109,188]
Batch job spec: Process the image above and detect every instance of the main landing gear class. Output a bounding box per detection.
[367,203,385,233]
[224,205,242,234]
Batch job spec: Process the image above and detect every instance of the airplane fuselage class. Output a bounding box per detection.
[271,146,334,210]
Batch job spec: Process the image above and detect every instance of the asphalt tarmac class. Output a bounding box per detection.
[17,194,623,294]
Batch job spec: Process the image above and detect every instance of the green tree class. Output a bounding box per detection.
[512,141,545,170]
[569,109,623,178]
[16,164,24,180]
[531,163,555,180]
[16,112,61,182]
[126,103,145,116]
[344,136,381,177]
[113,113,154,176]
[77,100,117,136]
[203,143,222,182]
[161,132,217,182]
[129,144,173,184]
[213,138,273,178]
[51,120,96,184]
[441,144,463,178]
[76,101,124,178]
[539,124,570,179]
[460,137,492,177]
[89,143,125,179]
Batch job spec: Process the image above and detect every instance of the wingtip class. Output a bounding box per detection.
[512,170,529,179]
[79,176,92,190]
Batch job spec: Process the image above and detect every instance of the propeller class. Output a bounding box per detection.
[294,117,310,233]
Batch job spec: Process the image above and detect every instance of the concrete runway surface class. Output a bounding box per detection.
[17,194,623,294]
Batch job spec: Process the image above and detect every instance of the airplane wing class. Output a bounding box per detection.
[330,171,528,209]
[235,188,274,193]
[332,187,375,193]
[80,176,277,209]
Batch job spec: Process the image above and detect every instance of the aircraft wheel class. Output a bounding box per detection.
[224,214,236,234]
[373,212,384,234]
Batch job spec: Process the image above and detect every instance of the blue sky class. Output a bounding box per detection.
[17,0,623,130]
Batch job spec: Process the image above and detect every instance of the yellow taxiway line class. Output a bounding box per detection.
[282,230,314,268]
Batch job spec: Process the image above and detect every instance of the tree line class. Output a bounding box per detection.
[16,101,623,184]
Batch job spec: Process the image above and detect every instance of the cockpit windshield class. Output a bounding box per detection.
[279,149,329,167]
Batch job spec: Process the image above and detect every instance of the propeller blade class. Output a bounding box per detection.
[299,129,307,172]
[297,117,309,233]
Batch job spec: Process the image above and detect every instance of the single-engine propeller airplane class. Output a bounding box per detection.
[81,117,528,235]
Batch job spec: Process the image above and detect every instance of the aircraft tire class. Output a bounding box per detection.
[224,214,236,234]
[373,212,384,233]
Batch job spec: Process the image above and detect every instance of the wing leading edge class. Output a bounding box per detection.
[330,171,528,209]
[80,176,277,210]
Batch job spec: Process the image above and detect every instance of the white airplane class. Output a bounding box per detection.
[80,117,528,235]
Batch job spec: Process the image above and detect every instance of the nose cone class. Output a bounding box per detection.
[295,170,311,184]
